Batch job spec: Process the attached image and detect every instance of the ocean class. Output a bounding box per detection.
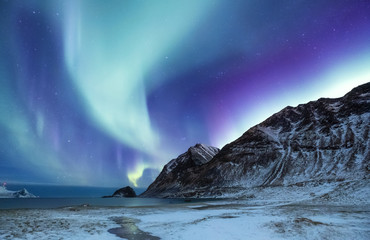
[0,184,209,210]
[0,197,189,209]
[3,184,146,198]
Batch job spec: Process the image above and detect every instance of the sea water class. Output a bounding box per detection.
[0,184,209,210]
[3,184,145,198]
[0,197,189,209]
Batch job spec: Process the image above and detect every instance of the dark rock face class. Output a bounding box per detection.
[12,188,37,198]
[110,186,136,198]
[13,189,31,198]
[140,144,219,197]
[142,83,370,198]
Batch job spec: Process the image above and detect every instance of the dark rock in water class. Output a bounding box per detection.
[103,186,136,198]
[141,82,370,198]
[140,143,220,198]
[111,186,137,198]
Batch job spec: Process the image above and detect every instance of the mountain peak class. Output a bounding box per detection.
[188,143,220,166]
[344,82,370,98]
[140,143,220,197]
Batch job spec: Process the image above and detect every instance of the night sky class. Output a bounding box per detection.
[1,0,369,188]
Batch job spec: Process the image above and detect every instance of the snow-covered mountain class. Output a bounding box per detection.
[142,83,369,198]
[0,186,37,198]
[141,144,219,197]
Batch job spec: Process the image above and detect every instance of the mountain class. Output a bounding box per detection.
[0,186,37,198]
[141,83,370,198]
[141,143,219,197]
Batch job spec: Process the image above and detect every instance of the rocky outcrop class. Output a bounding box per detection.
[140,144,219,197]
[142,83,370,198]
[0,186,37,198]
[104,186,137,198]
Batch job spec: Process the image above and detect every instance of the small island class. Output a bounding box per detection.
[102,186,136,198]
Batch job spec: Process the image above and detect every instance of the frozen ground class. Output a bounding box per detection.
[0,201,369,240]
[0,206,121,240]
[1,181,369,240]
[128,202,369,240]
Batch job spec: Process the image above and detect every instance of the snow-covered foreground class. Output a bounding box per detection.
[127,201,370,240]
[0,199,369,240]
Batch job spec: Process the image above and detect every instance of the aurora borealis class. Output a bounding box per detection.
[1,0,369,188]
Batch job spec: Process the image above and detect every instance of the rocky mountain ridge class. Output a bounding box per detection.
[141,83,370,198]
[141,144,219,197]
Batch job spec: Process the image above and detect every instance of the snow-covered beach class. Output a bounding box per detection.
[1,183,369,240]
[127,201,369,240]
[1,201,368,240]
